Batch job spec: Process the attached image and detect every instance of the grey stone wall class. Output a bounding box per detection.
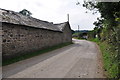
[62,23,72,43]
[2,22,71,59]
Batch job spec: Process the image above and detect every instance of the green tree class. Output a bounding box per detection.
[83,2,120,25]
[82,1,120,78]
[19,9,32,16]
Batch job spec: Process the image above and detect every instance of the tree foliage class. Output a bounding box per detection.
[19,9,32,16]
[82,1,120,39]
[82,1,120,78]
[83,2,120,18]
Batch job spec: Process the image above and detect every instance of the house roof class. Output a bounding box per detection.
[0,8,69,32]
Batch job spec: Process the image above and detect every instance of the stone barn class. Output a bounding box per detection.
[0,9,72,59]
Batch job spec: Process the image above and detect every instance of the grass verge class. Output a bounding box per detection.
[3,42,73,66]
[90,38,119,78]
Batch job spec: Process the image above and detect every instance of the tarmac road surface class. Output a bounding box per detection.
[3,39,105,78]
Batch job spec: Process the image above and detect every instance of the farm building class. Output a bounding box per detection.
[0,9,72,59]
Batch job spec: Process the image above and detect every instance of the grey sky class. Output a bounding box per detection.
[0,0,100,30]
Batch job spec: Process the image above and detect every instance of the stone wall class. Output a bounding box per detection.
[2,22,72,59]
[62,23,72,43]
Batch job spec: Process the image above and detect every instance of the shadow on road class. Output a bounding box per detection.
[3,43,75,77]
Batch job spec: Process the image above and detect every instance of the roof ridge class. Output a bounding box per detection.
[0,8,68,32]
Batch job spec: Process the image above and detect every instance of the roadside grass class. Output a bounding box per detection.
[89,38,99,43]
[3,42,73,66]
[89,38,119,78]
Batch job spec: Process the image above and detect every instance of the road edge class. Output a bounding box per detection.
[93,42,106,78]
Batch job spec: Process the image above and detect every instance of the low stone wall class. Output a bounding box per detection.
[2,22,72,59]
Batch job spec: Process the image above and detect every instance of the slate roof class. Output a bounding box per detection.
[55,22,68,31]
[0,8,69,32]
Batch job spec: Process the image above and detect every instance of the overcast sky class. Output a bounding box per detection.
[0,0,100,30]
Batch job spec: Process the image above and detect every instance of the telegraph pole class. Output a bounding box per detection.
[78,25,79,32]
